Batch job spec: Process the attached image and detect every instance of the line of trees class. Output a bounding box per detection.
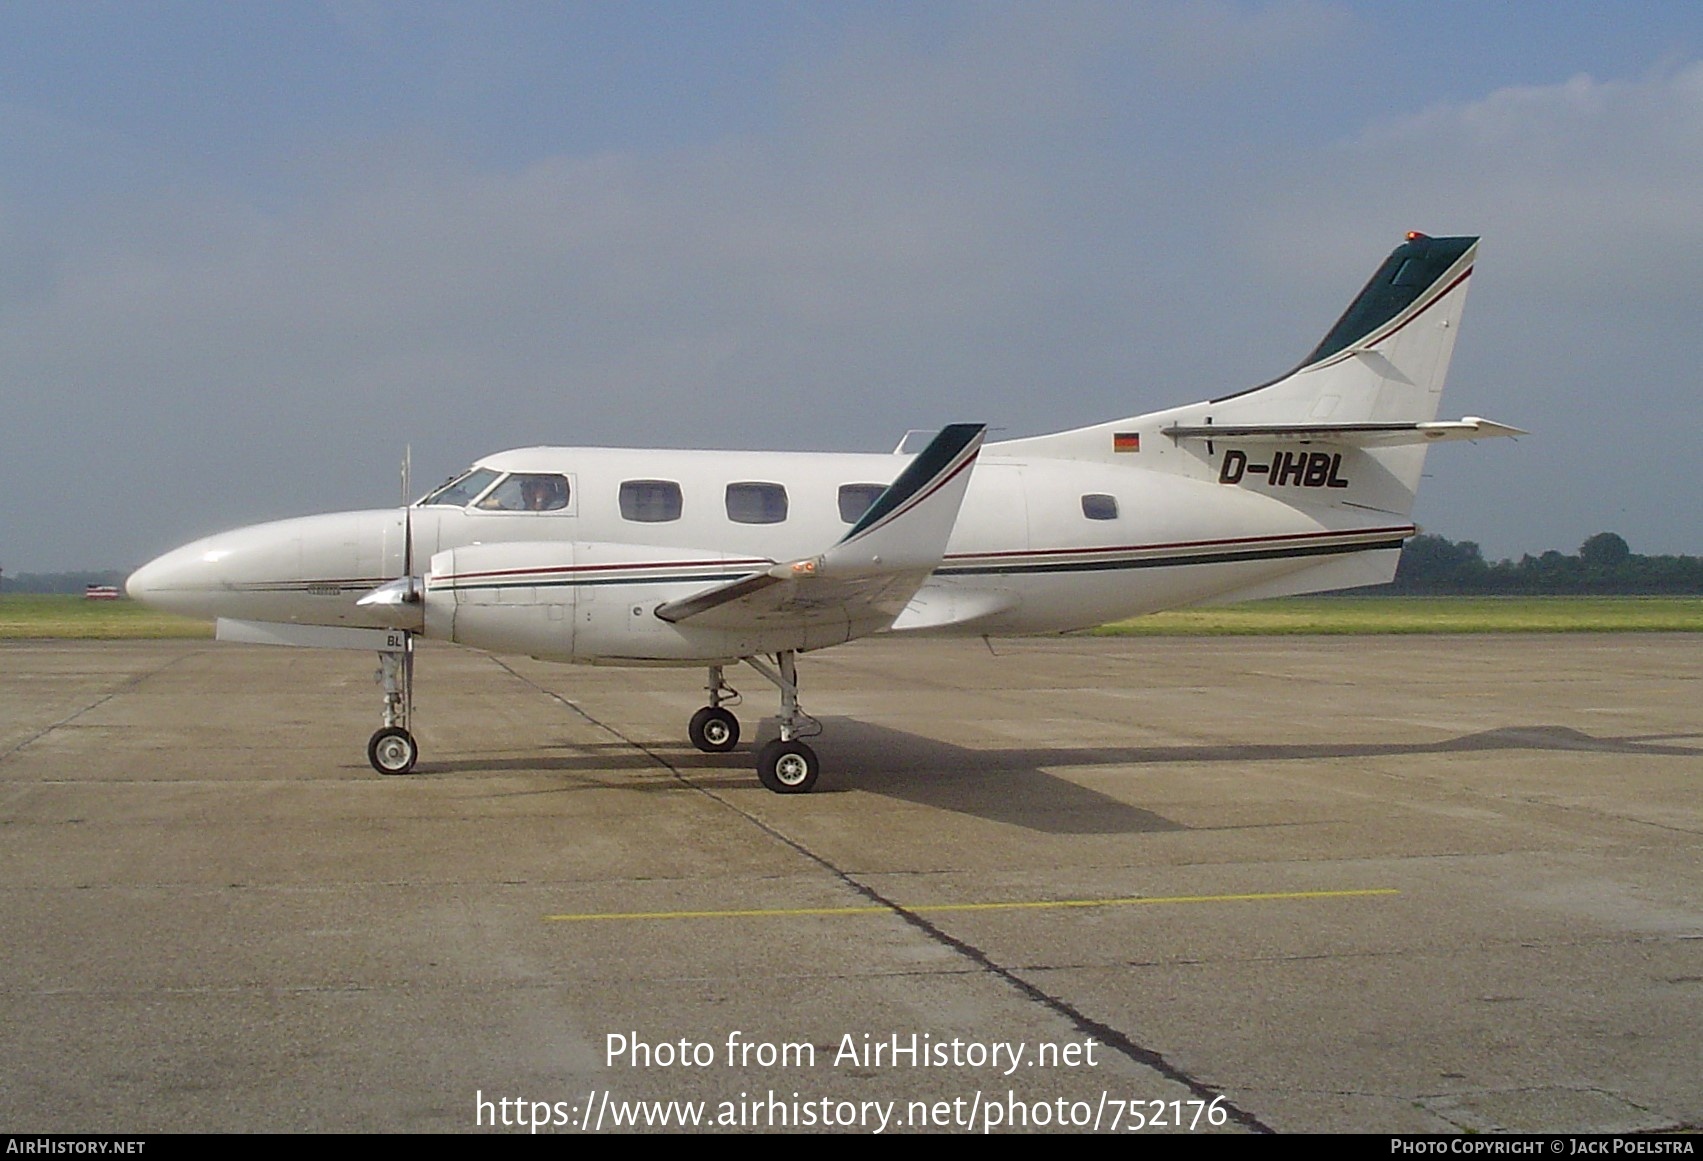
[1388,533,1703,595]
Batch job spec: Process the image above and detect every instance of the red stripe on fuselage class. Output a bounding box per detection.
[943,524,1414,564]
[439,557,771,582]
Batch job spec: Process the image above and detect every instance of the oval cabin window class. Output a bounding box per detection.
[620,480,683,522]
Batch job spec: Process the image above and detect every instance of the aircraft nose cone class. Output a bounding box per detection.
[125,509,409,625]
[125,542,220,617]
[124,560,160,603]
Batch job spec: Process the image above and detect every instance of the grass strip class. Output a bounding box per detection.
[0,595,213,639]
[1092,596,1703,635]
[5,593,1700,641]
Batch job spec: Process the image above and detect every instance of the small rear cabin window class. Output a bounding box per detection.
[1081,493,1119,521]
[838,483,886,524]
[619,480,683,523]
[725,482,788,524]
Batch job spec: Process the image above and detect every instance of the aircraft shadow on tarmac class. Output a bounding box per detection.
[773,720,1699,834]
[429,721,1700,836]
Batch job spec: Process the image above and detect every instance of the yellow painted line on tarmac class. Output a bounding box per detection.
[543,887,1398,923]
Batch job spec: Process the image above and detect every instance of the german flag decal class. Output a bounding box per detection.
[1113,432,1140,453]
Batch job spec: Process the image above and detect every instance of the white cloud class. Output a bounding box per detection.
[1260,64,1703,283]
[1237,64,1703,556]
[6,5,1695,568]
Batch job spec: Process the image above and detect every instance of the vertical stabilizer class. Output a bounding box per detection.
[1210,232,1477,426]
[993,233,1485,519]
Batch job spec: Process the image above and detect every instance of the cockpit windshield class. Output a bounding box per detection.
[419,468,500,507]
[418,469,571,511]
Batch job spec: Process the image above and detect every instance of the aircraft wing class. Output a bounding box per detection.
[1160,416,1526,447]
[655,423,985,634]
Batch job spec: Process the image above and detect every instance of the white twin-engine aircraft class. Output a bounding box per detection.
[128,233,1520,792]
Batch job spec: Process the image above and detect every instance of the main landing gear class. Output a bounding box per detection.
[686,652,822,794]
[367,634,418,775]
[688,665,741,752]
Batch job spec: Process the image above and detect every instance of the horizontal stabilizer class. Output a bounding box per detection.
[656,423,984,633]
[1161,416,1525,447]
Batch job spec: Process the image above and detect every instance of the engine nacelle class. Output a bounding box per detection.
[423,541,577,659]
[423,541,782,662]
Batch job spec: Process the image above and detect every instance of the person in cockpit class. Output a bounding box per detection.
[474,473,570,512]
[521,476,565,511]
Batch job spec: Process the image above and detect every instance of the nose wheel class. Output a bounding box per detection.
[369,635,420,775]
[368,726,419,775]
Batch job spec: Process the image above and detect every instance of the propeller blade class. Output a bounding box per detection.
[400,445,415,579]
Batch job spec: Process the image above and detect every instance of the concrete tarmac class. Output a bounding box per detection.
[1,634,1698,1133]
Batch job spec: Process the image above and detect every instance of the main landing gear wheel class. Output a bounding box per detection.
[688,706,741,752]
[368,727,418,775]
[757,739,819,794]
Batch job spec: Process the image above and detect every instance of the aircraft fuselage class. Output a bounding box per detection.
[127,443,1410,662]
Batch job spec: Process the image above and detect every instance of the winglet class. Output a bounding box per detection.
[841,423,984,541]
[827,422,985,574]
[653,423,985,628]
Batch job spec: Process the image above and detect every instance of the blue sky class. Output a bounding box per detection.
[4,2,1703,570]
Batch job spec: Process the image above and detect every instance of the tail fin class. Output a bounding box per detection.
[1207,232,1477,426]
[994,233,1518,518]
[1291,234,1476,383]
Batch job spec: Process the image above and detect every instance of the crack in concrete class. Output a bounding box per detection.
[0,647,206,765]
[492,655,1273,1133]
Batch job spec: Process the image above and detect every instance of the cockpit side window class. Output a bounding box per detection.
[420,468,500,508]
[476,473,572,512]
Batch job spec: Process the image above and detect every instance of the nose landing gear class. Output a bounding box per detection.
[368,635,417,775]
